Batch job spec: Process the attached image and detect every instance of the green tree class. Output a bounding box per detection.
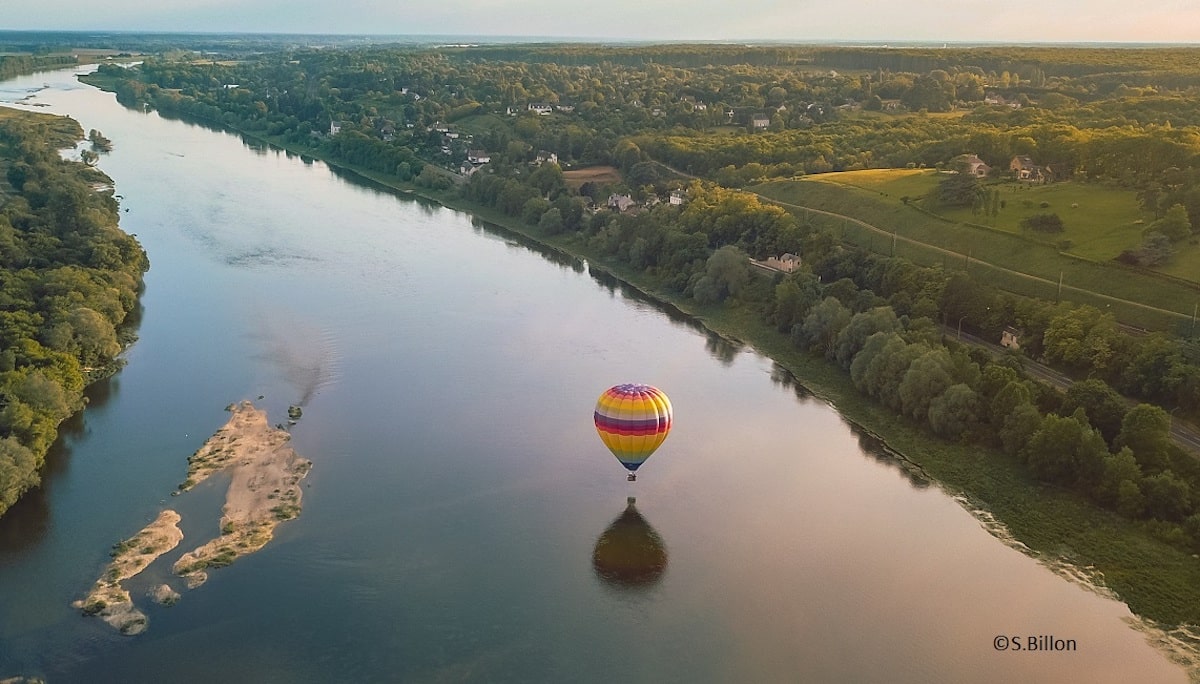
[1141,471,1192,522]
[1150,203,1192,242]
[898,347,955,422]
[690,245,751,305]
[928,383,980,439]
[1115,403,1173,473]
[1061,378,1127,445]
[834,306,901,369]
[1095,447,1142,510]
[794,296,852,358]
[537,207,564,235]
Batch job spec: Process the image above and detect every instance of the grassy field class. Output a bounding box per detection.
[754,173,1200,332]
[817,169,1153,261]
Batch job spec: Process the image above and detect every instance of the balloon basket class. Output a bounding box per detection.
[627,473,637,482]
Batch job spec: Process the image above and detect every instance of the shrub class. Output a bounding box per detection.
[1021,213,1064,233]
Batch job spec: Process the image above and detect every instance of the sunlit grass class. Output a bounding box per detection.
[753,176,1200,331]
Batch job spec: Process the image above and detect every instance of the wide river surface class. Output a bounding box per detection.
[0,67,1187,683]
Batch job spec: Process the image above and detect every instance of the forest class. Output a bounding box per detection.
[0,108,148,517]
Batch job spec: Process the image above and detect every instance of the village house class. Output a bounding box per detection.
[534,151,558,166]
[669,189,686,206]
[555,104,575,113]
[467,150,491,165]
[1010,155,1047,181]
[329,121,343,135]
[1000,326,1023,350]
[880,99,902,111]
[960,154,991,177]
[528,103,553,115]
[607,194,637,212]
[764,253,802,273]
[751,114,771,129]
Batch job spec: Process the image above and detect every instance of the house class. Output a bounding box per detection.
[607,194,637,212]
[467,150,491,164]
[764,253,802,273]
[528,103,553,115]
[329,121,344,135]
[669,189,686,206]
[880,99,902,111]
[1010,155,1045,181]
[555,104,575,113]
[1000,327,1023,350]
[751,114,771,129]
[535,151,558,166]
[960,154,991,177]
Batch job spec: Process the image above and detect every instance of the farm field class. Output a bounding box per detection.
[562,165,621,189]
[752,173,1200,332]
[816,169,1153,261]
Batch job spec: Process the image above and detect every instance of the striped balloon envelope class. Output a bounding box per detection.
[594,384,673,479]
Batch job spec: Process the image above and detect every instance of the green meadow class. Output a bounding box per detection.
[753,172,1200,332]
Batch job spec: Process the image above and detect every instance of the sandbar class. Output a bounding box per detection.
[172,401,312,588]
[73,509,183,635]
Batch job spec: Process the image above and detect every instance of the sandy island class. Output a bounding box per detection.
[172,401,312,588]
[73,509,183,635]
[76,401,311,633]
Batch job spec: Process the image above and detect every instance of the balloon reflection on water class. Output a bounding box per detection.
[592,497,668,589]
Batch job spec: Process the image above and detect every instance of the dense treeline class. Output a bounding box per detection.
[0,54,77,81]
[0,111,148,517]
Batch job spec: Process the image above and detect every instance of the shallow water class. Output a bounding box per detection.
[0,67,1186,683]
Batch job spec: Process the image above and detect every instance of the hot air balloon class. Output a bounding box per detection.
[592,497,668,589]
[594,383,672,481]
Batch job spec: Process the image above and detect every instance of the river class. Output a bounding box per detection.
[0,66,1187,683]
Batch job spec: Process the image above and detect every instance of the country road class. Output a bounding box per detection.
[947,325,1200,454]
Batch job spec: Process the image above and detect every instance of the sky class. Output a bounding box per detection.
[10,0,1200,43]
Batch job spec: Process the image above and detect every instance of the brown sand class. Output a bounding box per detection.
[72,509,183,635]
[172,401,311,588]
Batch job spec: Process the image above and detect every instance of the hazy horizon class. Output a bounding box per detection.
[9,1,1200,45]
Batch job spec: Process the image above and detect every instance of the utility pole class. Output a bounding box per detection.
[1057,271,1063,302]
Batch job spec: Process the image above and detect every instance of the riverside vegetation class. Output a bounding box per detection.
[0,106,147,518]
[53,39,1200,628]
